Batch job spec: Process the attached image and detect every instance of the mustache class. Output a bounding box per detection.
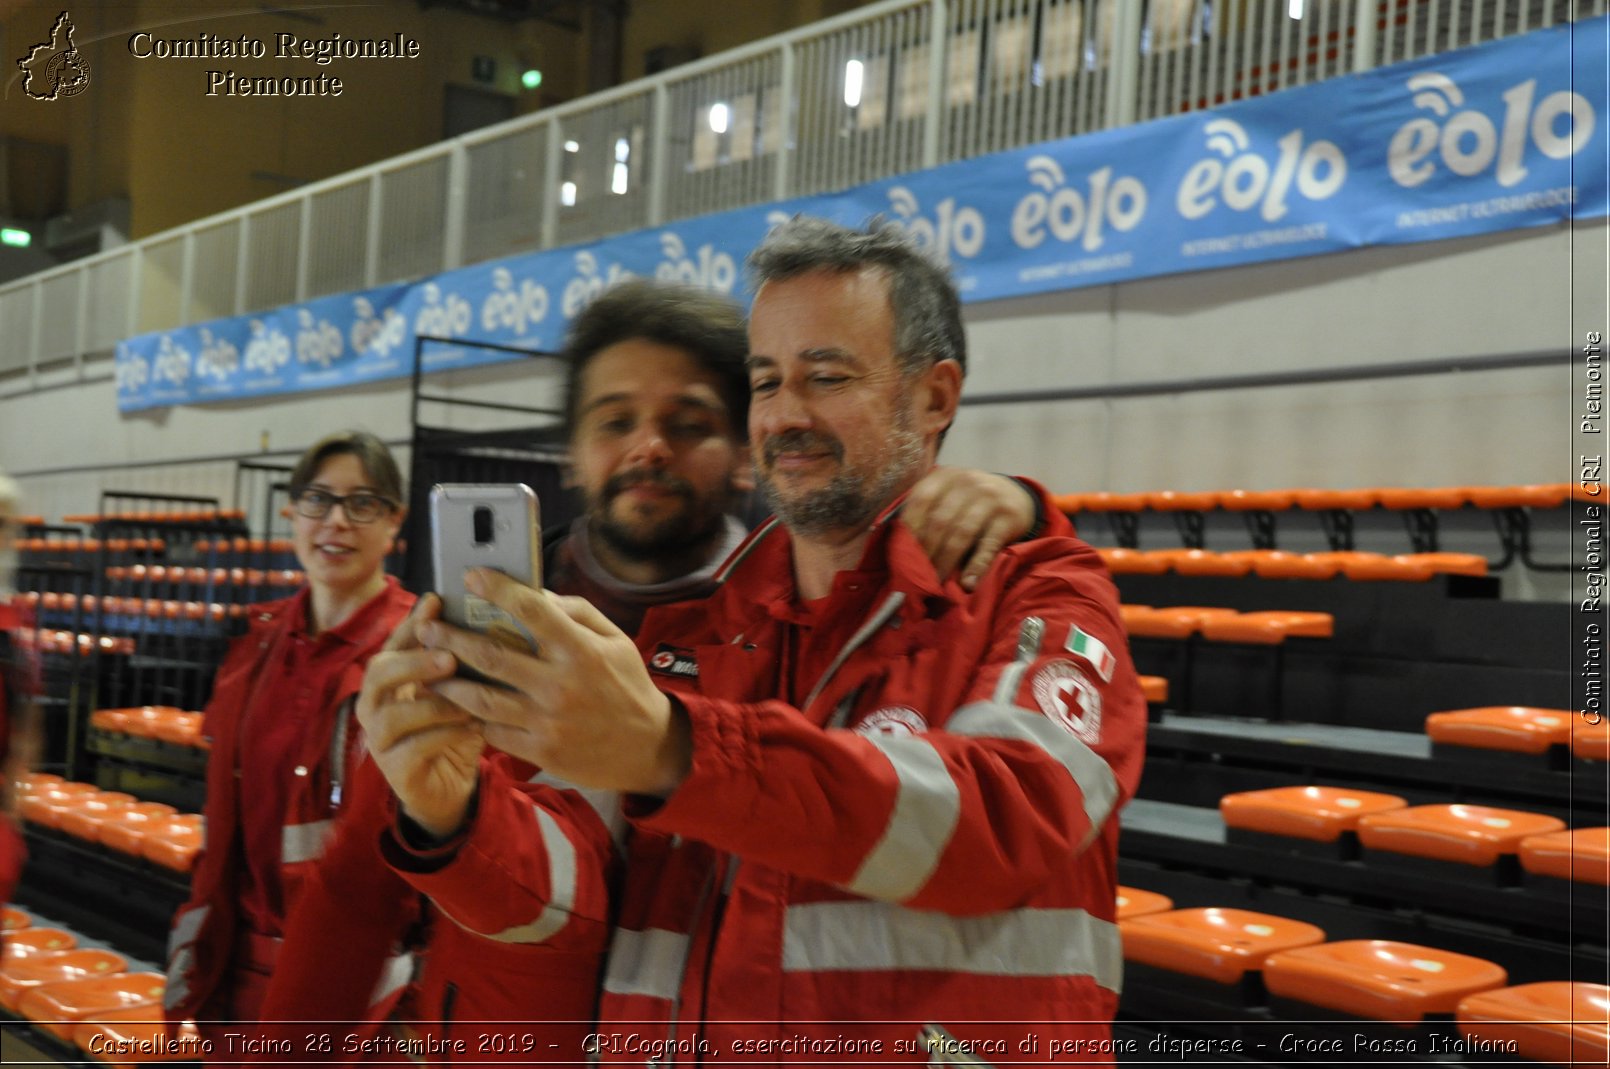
[762,430,844,466]
[603,469,695,501]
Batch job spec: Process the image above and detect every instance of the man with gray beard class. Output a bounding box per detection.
[397,216,1147,1062]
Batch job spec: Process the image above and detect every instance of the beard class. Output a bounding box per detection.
[593,469,728,562]
[757,407,926,537]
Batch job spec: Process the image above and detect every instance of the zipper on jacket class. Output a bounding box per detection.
[440,981,458,1065]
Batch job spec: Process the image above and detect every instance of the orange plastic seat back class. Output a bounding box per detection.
[1080,492,1149,512]
[2,928,76,958]
[1263,940,1507,1021]
[1337,553,1436,581]
[1170,550,1253,577]
[1200,610,1333,645]
[1220,489,1297,512]
[1221,786,1407,843]
[1146,491,1220,511]
[19,971,166,1042]
[1398,552,1488,577]
[97,804,179,855]
[142,817,204,872]
[1377,487,1471,510]
[1574,722,1610,762]
[1465,484,1572,509]
[151,711,204,746]
[1098,548,1172,575]
[1121,908,1326,984]
[75,1009,205,1065]
[58,796,142,843]
[1457,982,1609,1066]
[1139,676,1168,704]
[1357,804,1567,866]
[1248,552,1342,580]
[1,907,31,932]
[0,949,127,1012]
[1294,488,1381,511]
[1425,706,1573,756]
[1519,827,1610,886]
[1115,886,1174,920]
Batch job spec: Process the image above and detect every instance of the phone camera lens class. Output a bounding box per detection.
[473,505,495,545]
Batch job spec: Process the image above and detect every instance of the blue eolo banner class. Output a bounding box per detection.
[115,17,1608,412]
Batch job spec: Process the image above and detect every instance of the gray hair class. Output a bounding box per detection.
[747,216,967,378]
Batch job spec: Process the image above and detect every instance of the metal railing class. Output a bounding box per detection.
[0,0,1600,393]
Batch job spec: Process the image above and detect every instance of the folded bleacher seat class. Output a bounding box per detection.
[1456,982,1609,1066]
[1263,940,1506,1022]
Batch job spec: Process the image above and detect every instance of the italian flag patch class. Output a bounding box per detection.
[1065,626,1115,682]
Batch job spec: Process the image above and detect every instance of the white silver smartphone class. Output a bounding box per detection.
[429,484,542,672]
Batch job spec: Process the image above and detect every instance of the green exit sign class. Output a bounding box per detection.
[0,228,30,248]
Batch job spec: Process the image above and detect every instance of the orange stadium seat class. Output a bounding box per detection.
[97,804,181,856]
[58,796,144,844]
[2,928,76,958]
[1426,706,1573,757]
[20,971,167,1042]
[1199,610,1333,644]
[1098,548,1172,574]
[1357,804,1565,868]
[1051,494,1082,514]
[1245,551,1345,579]
[1519,827,1610,887]
[1464,483,1572,509]
[23,789,137,831]
[149,711,205,747]
[75,1008,205,1066]
[1220,489,1298,512]
[142,816,204,873]
[1146,491,1220,512]
[0,949,128,1012]
[1221,786,1407,843]
[1263,940,1507,1022]
[1115,886,1174,920]
[1457,982,1610,1066]
[1121,605,1239,639]
[1139,675,1168,704]
[1121,908,1326,986]
[1574,722,1610,762]
[1079,492,1149,512]
[1293,488,1381,511]
[2,907,31,932]
[1168,550,1253,577]
[1377,487,1471,510]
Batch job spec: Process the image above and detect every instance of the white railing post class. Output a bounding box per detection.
[126,246,142,340]
[294,197,312,301]
[73,265,89,371]
[1105,0,1145,130]
[178,231,196,324]
[1352,0,1378,72]
[443,142,469,271]
[28,282,43,389]
[924,0,948,168]
[541,119,562,249]
[774,41,796,201]
[234,217,252,315]
[648,82,671,227]
[365,173,384,287]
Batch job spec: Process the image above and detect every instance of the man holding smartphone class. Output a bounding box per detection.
[266,279,1044,1049]
[363,218,1145,1063]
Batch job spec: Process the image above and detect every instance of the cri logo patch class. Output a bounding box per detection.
[648,644,698,678]
[855,706,928,737]
[1031,659,1103,744]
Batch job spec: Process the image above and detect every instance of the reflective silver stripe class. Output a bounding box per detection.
[164,947,193,1009]
[846,735,959,901]
[442,804,577,944]
[329,699,355,807]
[991,617,1046,705]
[949,701,1119,844]
[369,951,413,1005]
[529,770,627,847]
[601,927,693,1001]
[281,819,334,865]
[782,900,1122,993]
[803,591,906,711]
[167,904,209,959]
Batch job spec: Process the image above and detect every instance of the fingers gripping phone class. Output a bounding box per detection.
[429,484,542,680]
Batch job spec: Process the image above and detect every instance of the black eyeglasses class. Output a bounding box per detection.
[291,488,396,524]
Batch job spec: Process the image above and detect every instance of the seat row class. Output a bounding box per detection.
[89,708,207,752]
[1120,603,1333,645]
[1219,785,1607,886]
[1428,705,1608,766]
[62,508,247,527]
[1113,888,1608,1065]
[18,775,203,874]
[11,630,136,659]
[1,906,202,1065]
[1099,547,1487,580]
[1059,483,1592,514]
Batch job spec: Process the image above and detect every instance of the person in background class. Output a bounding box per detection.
[401,217,1146,1063]
[163,431,416,1042]
[263,279,1045,1057]
[0,470,31,911]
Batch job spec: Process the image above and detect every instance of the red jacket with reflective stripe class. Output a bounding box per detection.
[599,500,1145,1063]
[165,579,415,1022]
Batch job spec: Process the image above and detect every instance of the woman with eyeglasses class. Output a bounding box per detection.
[165,431,417,1036]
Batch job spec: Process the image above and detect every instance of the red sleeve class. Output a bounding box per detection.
[384,753,620,954]
[635,538,1144,915]
[258,755,418,1025]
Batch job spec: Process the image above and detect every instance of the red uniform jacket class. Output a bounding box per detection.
[597,503,1145,1063]
[164,579,415,1021]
